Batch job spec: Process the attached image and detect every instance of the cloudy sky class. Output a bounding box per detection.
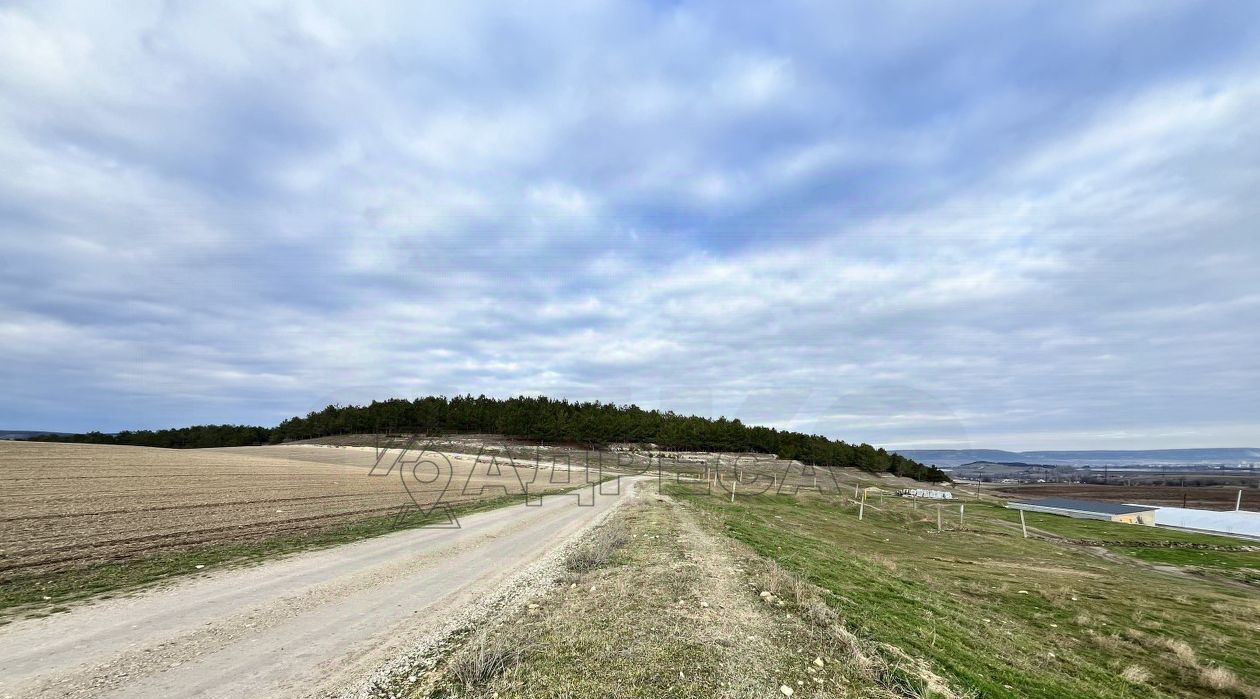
[2,2,1259,450]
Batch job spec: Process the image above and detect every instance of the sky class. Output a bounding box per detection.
[1,2,1259,450]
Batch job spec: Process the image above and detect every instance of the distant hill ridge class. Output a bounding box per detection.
[23,395,949,482]
[0,430,72,440]
[898,448,1260,468]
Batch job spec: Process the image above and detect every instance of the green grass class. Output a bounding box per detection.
[669,486,1260,699]
[1121,547,1258,568]
[0,493,541,621]
[976,504,1260,581]
[982,506,1251,546]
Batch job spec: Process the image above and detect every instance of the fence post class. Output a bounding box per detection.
[1020,510,1028,538]
[1238,489,1244,511]
[937,505,942,532]
[731,479,737,503]
[859,489,866,520]
[960,504,965,528]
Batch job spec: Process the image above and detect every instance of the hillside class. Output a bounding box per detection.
[32,395,948,482]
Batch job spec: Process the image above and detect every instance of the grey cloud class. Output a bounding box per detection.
[0,1,1257,450]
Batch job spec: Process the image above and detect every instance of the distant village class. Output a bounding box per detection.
[948,459,1259,486]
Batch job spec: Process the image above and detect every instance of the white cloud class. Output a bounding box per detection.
[1,1,1258,450]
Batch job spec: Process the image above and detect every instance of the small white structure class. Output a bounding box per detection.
[898,488,953,500]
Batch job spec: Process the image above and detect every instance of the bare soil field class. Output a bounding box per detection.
[0,477,641,699]
[995,482,1258,510]
[0,441,594,580]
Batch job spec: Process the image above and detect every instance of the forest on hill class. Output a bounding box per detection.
[31,395,949,482]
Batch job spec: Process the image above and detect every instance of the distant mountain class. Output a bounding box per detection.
[959,460,1060,470]
[0,430,71,440]
[896,448,1260,468]
[894,449,1027,467]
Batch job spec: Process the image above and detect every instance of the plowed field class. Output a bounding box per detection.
[0,442,586,579]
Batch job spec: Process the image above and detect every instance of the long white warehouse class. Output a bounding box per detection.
[1007,497,1157,525]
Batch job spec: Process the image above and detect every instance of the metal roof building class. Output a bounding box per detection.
[1007,497,1157,525]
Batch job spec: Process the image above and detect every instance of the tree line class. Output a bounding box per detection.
[31,424,271,449]
[32,395,949,482]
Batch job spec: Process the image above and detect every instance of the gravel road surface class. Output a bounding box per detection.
[0,477,641,698]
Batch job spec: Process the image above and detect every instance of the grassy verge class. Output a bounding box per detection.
[0,491,560,622]
[974,504,1260,584]
[414,489,979,698]
[668,485,1260,699]
[417,497,729,698]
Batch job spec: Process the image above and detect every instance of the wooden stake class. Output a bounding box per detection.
[731,479,736,503]
[937,505,942,532]
[1238,489,1244,511]
[959,504,965,528]
[1020,510,1028,538]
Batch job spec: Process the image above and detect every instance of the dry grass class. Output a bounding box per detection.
[752,551,974,699]
[565,516,630,573]
[1199,666,1240,692]
[1120,664,1151,684]
[1163,638,1198,665]
[757,560,841,629]
[1158,637,1248,695]
[447,626,536,690]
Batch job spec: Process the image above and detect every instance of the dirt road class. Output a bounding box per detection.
[0,477,642,698]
